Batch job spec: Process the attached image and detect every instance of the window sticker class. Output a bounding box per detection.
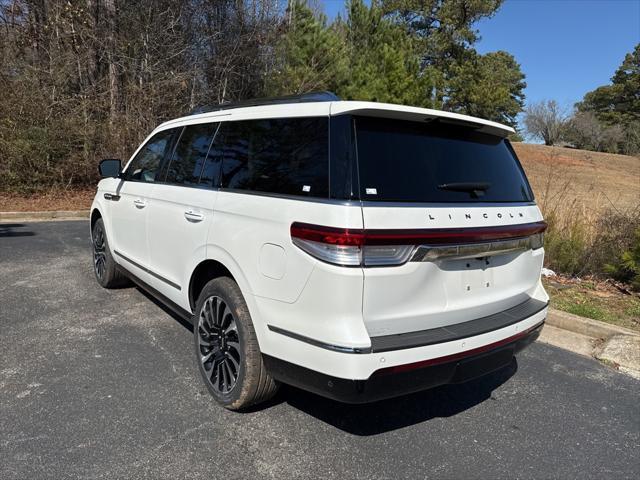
[302,185,311,192]
[365,187,378,195]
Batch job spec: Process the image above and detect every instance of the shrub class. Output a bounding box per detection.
[543,210,590,276]
[541,197,640,286]
[605,228,640,290]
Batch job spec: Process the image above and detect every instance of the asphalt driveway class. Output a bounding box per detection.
[1,221,638,479]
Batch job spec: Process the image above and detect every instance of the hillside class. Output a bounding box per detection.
[513,143,639,212]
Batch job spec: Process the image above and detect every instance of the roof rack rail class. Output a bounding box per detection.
[189,91,340,115]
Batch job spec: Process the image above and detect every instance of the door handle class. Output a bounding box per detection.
[184,210,204,222]
[133,199,146,208]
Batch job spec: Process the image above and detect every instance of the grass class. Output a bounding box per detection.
[544,277,640,332]
[513,143,640,213]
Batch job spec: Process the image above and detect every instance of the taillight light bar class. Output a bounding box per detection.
[290,221,547,267]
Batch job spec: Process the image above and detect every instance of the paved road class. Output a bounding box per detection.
[1,221,639,479]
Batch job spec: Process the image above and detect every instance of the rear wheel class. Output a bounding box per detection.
[92,218,130,288]
[193,277,279,410]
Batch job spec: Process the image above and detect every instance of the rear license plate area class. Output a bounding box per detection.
[450,347,515,384]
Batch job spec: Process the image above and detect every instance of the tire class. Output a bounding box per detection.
[92,218,130,288]
[193,277,279,410]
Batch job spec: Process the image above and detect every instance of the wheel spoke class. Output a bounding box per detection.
[205,298,214,328]
[213,297,221,327]
[224,360,236,387]
[226,353,239,374]
[217,362,225,391]
[201,351,214,364]
[221,306,232,328]
[223,316,237,334]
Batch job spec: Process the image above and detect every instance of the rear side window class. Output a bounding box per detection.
[164,123,219,187]
[125,129,177,182]
[355,116,533,203]
[219,117,328,197]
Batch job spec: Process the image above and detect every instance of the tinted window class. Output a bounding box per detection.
[125,129,176,182]
[199,130,223,188]
[165,123,218,187]
[219,117,328,197]
[355,116,533,203]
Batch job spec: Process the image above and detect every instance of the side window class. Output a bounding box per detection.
[125,129,176,183]
[219,117,328,197]
[165,123,219,187]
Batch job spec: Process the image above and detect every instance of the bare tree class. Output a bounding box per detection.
[566,111,625,153]
[523,100,569,145]
[0,0,281,191]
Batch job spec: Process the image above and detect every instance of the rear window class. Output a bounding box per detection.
[355,116,533,203]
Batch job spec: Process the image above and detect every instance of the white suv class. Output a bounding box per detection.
[91,92,548,410]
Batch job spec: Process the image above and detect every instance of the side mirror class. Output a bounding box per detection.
[98,159,122,178]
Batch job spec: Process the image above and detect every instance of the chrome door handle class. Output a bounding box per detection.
[184,210,204,222]
[133,199,146,208]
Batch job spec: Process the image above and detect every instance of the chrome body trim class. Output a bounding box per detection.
[410,237,540,262]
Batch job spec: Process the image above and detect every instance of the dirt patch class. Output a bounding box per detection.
[0,189,94,212]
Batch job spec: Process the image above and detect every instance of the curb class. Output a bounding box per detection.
[0,210,90,222]
[547,308,639,339]
[543,308,640,378]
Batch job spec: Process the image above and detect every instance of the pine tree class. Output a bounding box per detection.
[266,1,347,96]
[336,0,429,106]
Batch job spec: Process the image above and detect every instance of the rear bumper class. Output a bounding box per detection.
[263,321,543,404]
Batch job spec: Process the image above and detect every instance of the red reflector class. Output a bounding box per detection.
[291,221,547,246]
[374,322,543,376]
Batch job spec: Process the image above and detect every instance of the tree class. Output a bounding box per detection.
[577,44,639,126]
[523,100,569,145]
[379,0,525,124]
[445,50,525,128]
[566,111,624,153]
[334,0,427,105]
[265,1,347,96]
[575,44,639,154]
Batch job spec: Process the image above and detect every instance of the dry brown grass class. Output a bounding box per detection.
[512,143,639,282]
[513,143,640,213]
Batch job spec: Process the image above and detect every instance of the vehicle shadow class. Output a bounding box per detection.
[136,287,194,332]
[0,223,36,237]
[278,359,518,436]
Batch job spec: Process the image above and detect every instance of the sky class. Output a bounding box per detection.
[322,0,640,108]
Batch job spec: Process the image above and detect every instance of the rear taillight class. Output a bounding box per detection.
[290,221,547,267]
[289,223,363,266]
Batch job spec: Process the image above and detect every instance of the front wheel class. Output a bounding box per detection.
[92,218,130,288]
[193,277,279,410]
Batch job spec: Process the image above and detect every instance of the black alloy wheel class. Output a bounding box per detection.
[196,295,242,394]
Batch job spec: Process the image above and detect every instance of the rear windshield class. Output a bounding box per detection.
[354,116,533,203]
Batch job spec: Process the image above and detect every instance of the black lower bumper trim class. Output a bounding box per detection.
[370,297,548,352]
[263,322,543,404]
